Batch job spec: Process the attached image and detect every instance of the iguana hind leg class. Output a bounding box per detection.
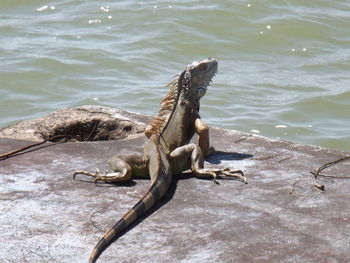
[170,143,247,183]
[73,154,149,183]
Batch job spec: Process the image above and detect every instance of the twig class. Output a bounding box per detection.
[310,156,350,192]
[0,135,80,161]
[85,122,98,141]
[89,212,106,232]
[289,179,300,195]
[279,155,293,163]
[312,176,325,191]
[253,155,277,161]
[0,140,48,160]
[234,136,250,144]
[290,156,350,194]
[311,156,350,176]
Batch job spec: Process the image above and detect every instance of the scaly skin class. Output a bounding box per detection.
[73,58,246,263]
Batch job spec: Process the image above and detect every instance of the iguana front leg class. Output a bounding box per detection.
[193,118,246,182]
[195,118,214,157]
[73,155,149,183]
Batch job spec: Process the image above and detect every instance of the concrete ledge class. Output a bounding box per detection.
[0,108,349,263]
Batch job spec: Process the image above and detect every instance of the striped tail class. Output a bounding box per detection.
[89,144,171,263]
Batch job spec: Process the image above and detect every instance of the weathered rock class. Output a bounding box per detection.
[0,105,152,142]
[0,109,349,263]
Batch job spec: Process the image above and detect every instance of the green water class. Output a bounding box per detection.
[0,1,349,151]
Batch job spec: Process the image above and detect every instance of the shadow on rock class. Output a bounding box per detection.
[94,174,179,249]
[205,150,253,165]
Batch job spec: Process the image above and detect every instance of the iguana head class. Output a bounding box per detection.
[181,57,218,101]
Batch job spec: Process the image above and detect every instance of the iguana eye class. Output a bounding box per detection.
[197,87,206,98]
[198,63,208,71]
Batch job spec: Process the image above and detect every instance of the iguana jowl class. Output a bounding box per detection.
[74,58,246,263]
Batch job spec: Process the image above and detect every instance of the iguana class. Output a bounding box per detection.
[73,58,246,263]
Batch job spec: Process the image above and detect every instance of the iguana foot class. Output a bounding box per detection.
[73,168,128,183]
[194,168,247,184]
[221,168,247,183]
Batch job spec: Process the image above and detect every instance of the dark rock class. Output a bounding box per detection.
[0,105,152,142]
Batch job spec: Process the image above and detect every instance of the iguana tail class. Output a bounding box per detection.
[89,142,171,263]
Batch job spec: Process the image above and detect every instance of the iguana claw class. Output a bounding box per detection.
[220,168,247,184]
[73,168,100,178]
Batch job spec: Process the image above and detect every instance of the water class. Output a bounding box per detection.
[0,1,349,152]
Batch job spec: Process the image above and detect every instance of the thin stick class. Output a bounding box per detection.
[312,156,350,176]
[89,212,106,232]
[0,140,47,160]
[290,156,350,194]
[0,135,80,160]
[310,156,350,191]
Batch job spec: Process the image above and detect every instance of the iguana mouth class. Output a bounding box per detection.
[204,58,218,87]
[203,72,216,88]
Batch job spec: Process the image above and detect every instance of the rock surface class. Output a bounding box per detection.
[0,107,349,263]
